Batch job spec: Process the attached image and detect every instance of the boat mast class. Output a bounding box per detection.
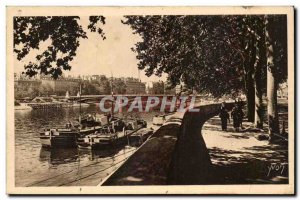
[110,72,114,119]
[79,83,82,123]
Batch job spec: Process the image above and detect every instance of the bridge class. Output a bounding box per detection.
[16,94,210,106]
[53,94,205,103]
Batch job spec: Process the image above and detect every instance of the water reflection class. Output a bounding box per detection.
[40,145,137,165]
[39,147,80,165]
[81,146,131,161]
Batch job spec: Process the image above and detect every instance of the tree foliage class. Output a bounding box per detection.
[152,81,165,94]
[14,16,106,79]
[113,78,127,94]
[123,15,287,98]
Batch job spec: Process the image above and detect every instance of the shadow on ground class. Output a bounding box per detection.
[202,117,288,184]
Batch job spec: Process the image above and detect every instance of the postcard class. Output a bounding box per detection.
[7,6,294,195]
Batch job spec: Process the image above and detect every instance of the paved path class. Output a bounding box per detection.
[202,116,288,184]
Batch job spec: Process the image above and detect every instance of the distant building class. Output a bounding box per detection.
[124,77,146,94]
[14,77,41,88]
[40,75,80,95]
[14,73,151,96]
[14,73,41,97]
[147,81,176,95]
[91,75,100,82]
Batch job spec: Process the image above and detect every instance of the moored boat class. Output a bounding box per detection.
[128,127,154,147]
[39,114,117,148]
[14,101,33,111]
[77,118,147,149]
[152,115,166,126]
[40,123,80,148]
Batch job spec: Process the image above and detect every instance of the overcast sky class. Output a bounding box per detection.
[14,16,167,84]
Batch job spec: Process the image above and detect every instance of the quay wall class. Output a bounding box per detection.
[102,102,234,185]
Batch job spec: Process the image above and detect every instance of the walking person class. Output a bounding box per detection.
[231,104,241,132]
[237,98,244,129]
[219,107,230,131]
[220,101,226,110]
[238,106,244,130]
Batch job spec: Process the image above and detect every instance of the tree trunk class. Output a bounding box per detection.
[265,16,280,140]
[245,77,255,122]
[253,39,264,129]
[244,36,256,123]
[254,65,263,128]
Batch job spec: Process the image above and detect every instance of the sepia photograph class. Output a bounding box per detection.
[6,6,294,195]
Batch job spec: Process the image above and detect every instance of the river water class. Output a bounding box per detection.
[14,105,160,186]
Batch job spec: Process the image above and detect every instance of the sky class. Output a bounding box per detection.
[14,16,167,84]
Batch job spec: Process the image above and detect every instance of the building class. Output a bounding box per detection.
[146,81,176,95]
[40,75,81,96]
[14,73,42,98]
[124,77,146,94]
[15,72,150,96]
[14,75,41,88]
[91,75,100,82]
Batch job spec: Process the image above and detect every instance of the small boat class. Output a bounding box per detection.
[77,118,147,149]
[39,114,117,148]
[39,123,80,148]
[62,102,90,108]
[40,84,97,148]
[152,115,166,126]
[71,102,90,107]
[128,128,154,147]
[80,113,106,127]
[27,97,66,109]
[14,101,32,110]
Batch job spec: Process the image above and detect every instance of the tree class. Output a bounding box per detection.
[82,81,99,95]
[152,81,165,94]
[122,16,251,118]
[264,15,287,139]
[123,16,244,97]
[113,78,127,94]
[39,83,54,96]
[236,16,266,126]
[99,75,111,94]
[14,16,105,79]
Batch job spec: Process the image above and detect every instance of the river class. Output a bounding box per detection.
[14,105,160,186]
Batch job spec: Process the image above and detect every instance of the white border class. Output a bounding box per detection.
[1,1,298,199]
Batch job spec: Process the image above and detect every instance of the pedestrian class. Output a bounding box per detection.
[219,107,230,131]
[231,105,241,132]
[238,107,244,129]
[220,101,226,110]
[237,98,244,129]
